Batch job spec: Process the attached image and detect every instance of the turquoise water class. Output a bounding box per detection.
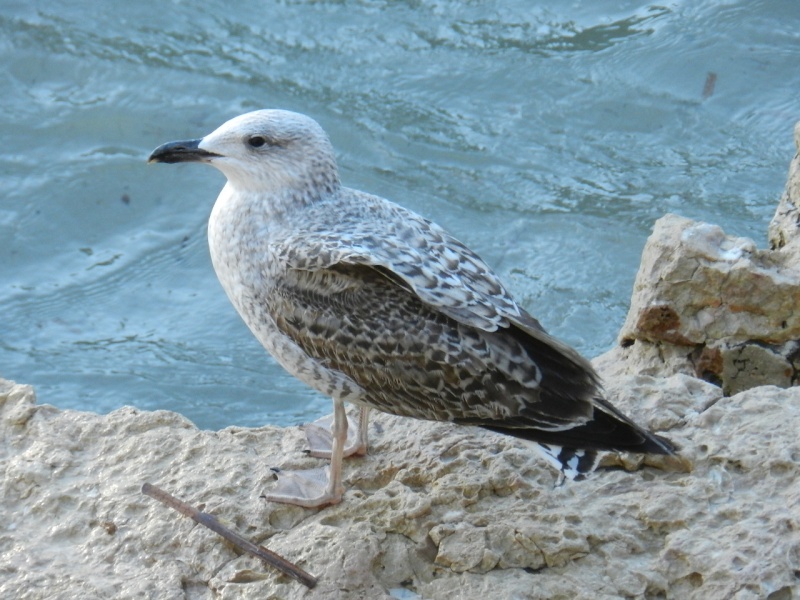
[1,1,797,429]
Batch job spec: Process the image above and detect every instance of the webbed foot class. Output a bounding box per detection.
[262,466,344,508]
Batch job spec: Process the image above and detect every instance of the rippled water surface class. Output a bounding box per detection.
[1,1,798,428]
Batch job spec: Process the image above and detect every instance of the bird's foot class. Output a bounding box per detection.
[262,466,344,508]
[303,414,367,459]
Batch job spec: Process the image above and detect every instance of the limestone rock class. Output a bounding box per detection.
[1,375,799,599]
[721,342,794,396]
[769,121,800,252]
[613,211,800,393]
[611,124,800,395]
[620,214,800,348]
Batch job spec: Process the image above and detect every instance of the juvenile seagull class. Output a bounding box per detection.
[149,110,676,508]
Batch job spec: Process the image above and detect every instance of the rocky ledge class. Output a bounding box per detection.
[2,124,800,599]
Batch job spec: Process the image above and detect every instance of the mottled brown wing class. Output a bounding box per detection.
[269,262,596,429]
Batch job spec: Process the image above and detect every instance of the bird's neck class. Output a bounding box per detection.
[218,176,340,221]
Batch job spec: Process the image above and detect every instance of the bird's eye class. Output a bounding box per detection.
[248,136,267,148]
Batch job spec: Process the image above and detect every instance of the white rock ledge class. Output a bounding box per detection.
[1,372,799,599]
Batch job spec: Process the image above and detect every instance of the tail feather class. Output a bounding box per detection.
[532,443,600,482]
[483,411,676,456]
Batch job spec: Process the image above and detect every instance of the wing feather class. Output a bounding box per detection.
[270,190,599,430]
[273,192,526,332]
[268,261,596,428]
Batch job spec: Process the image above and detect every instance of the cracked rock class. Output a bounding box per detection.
[721,343,793,395]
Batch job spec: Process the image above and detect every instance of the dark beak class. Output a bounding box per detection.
[147,139,220,164]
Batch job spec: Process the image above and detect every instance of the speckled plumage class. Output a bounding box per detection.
[149,109,676,506]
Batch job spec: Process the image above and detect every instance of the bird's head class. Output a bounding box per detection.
[148,109,340,199]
